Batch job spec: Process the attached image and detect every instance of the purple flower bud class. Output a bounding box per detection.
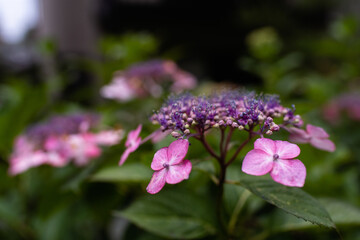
[171,131,182,138]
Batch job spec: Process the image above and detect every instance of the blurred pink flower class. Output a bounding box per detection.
[9,114,123,175]
[242,138,306,187]
[147,139,192,194]
[287,124,335,152]
[94,129,124,146]
[323,93,360,124]
[119,125,142,165]
[101,60,197,102]
[150,129,171,144]
[100,76,136,101]
[61,134,101,166]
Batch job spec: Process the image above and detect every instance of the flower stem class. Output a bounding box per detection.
[226,129,253,167]
[228,189,251,234]
[223,128,234,159]
[216,153,227,235]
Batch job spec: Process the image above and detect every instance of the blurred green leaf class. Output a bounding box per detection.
[246,27,282,60]
[0,81,47,157]
[268,198,360,232]
[117,189,217,239]
[227,174,335,229]
[91,163,152,183]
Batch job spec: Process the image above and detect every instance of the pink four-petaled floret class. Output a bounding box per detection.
[242,138,306,187]
[146,139,192,194]
[287,124,335,152]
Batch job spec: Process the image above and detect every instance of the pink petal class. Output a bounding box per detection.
[100,77,136,101]
[45,152,69,167]
[14,136,34,155]
[125,125,142,147]
[242,149,273,176]
[119,138,141,166]
[95,130,123,146]
[287,127,310,144]
[128,137,141,152]
[151,130,171,144]
[275,140,301,159]
[119,148,132,165]
[167,139,189,165]
[9,151,47,175]
[270,159,306,187]
[166,160,192,184]
[306,124,329,138]
[310,138,336,152]
[151,147,168,170]
[146,169,167,194]
[43,136,60,151]
[254,138,276,155]
[85,144,101,158]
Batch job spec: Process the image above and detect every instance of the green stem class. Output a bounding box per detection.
[226,129,253,167]
[228,189,252,234]
[216,154,227,236]
[223,128,234,159]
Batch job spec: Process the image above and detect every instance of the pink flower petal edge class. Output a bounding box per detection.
[242,149,273,176]
[146,169,167,194]
[275,140,300,159]
[167,139,189,165]
[151,147,168,171]
[270,159,306,187]
[119,125,142,165]
[166,160,192,184]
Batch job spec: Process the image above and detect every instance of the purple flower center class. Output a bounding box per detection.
[273,154,279,161]
[163,163,170,169]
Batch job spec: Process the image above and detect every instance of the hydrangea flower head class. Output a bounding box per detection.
[287,124,335,152]
[147,139,192,194]
[242,138,306,187]
[119,124,142,165]
[151,90,302,137]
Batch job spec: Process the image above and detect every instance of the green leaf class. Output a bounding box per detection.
[228,174,335,229]
[269,198,360,232]
[117,189,217,239]
[320,198,360,225]
[91,163,152,183]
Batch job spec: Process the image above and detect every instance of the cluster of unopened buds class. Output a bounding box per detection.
[9,114,123,175]
[119,90,336,194]
[101,59,197,102]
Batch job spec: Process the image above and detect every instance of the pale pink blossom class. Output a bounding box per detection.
[94,129,124,146]
[119,125,142,165]
[287,124,335,152]
[150,130,171,144]
[101,60,197,102]
[323,93,360,124]
[61,134,101,166]
[171,70,197,93]
[9,114,122,175]
[9,136,66,175]
[100,76,136,101]
[242,138,306,187]
[147,139,192,194]
[9,151,48,176]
